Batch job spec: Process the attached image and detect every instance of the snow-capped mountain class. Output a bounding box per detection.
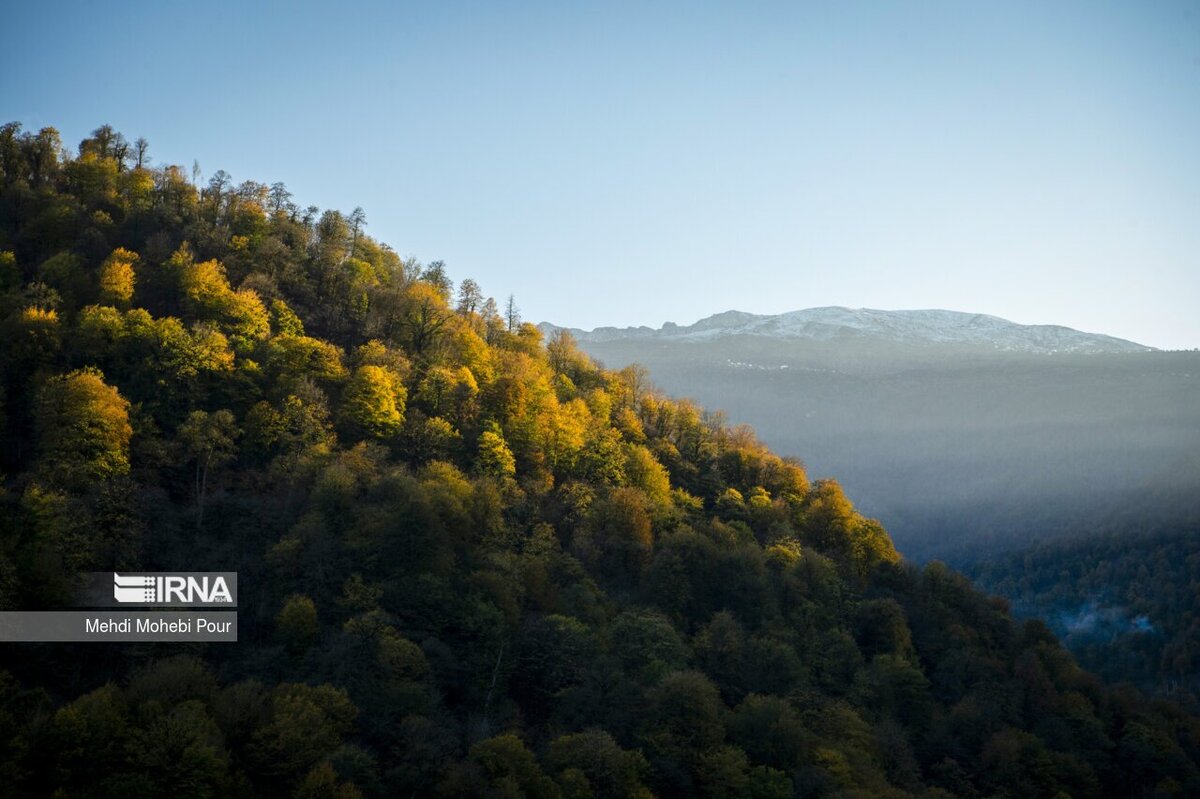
[541,307,1153,354]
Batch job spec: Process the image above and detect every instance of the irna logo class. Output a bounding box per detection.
[113,573,234,604]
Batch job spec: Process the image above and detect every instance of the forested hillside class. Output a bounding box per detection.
[0,123,1198,797]
[972,526,1200,712]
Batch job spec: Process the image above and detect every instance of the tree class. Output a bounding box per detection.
[481,297,503,343]
[45,684,133,791]
[268,299,304,336]
[457,278,483,315]
[578,428,626,486]
[573,488,653,582]
[34,369,132,489]
[98,248,138,307]
[176,253,270,347]
[110,133,130,169]
[729,695,811,773]
[476,422,517,479]
[126,700,230,795]
[399,282,451,357]
[416,366,476,420]
[0,123,25,184]
[546,729,651,799]
[248,683,357,789]
[277,594,319,654]
[854,598,914,659]
[0,251,18,292]
[21,126,60,184]
[515,615,596,714]
[339,365,406,440]
[207,169,231,197]
[609,609,688,682]
[260,334,347,394]
[4,305,62,373]
[640,671,726,764]
[295,761,362,799]
[88,125,116,158]
[36,252,88,307]
[454,734,559,799]
[421,261,453,301]
[348,206,366,252]
[268,182,292,213]
[546,331,600,391]
[178,409,240,529]
[505,294,521,332]
[133,137,149,169]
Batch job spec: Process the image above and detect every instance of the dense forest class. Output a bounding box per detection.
[972,526,1200,712]
[0,122,1198,798]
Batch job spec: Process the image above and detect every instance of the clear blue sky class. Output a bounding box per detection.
[3,1,1198,348]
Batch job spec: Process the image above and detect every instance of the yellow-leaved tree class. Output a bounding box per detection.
[98,247,138,306]
[476,422,517,479]
[338,365,406,440]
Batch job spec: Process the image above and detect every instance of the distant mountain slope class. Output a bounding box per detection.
[543,306,1154,354]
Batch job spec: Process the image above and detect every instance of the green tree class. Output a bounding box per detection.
[546,729,652,799]
[640,671,725,764]
[574,488,653,583]
[249,683,358,789]
[455,733,560,799]
[37,252,88,307]
[854,598,914,659]
[0,250,18,292]
[178,409,240,529]
[277,594,319,654]
[609,609,689,682]
[295,761,363,799]
[4,305,63,372]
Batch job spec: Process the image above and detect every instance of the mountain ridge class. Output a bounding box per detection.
[541,306,1154,354]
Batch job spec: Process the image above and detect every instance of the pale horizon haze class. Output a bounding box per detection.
[3,1,1198,349]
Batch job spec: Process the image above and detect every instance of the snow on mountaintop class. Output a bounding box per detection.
[540,307,1154,354]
